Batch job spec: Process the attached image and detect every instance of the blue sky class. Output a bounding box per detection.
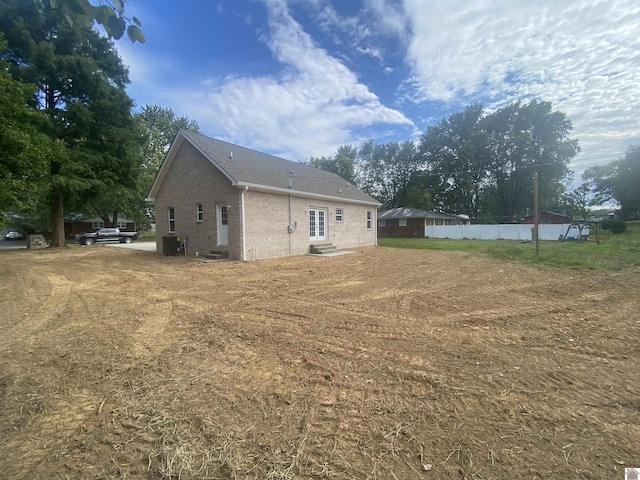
[116,0,640,182]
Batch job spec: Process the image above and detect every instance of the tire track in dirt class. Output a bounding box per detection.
[2,273,71,348]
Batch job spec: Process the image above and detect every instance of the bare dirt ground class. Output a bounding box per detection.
[0,245,638,479]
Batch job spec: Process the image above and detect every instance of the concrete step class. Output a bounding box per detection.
[204,249,229,260]
[310,243,337,254]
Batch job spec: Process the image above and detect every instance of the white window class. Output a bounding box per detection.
[399,219,407,227]
[92,221,104,229]
[367,211,372,229]
[378,219,386,227]
[168,207,175,232]
[116,222,127,229]
[196,204,203,222]
[335,208,343,222]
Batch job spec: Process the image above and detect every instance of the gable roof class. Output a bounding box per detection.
[147,130,380,206]
[378,207,462,220]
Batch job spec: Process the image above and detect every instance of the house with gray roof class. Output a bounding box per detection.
[147,130,380,260]
[377,207,470,237]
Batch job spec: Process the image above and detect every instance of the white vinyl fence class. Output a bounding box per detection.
[425,223,587,241]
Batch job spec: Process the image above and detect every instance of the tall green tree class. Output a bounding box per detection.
[418,104,490,220]
[307,144,357,185]
[584,145,640,219]
[0,36,60,222]
[417,100,579,222]
[357,139,420,209]
[482,100,579,222]
[0,0,142,245]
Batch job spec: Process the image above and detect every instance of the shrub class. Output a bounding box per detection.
[601,219,627,234]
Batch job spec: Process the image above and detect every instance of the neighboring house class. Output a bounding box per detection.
[147,130,380,261]
[521,211,571,225]
[377,207,470,237]
[64,214,136,239]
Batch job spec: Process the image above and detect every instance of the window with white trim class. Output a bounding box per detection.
[196,204,203,222]
[168,207,175,232]
[378,219,386,227]
[399,219,407,227]
[335,208,343,222]
[92,221,104,229]
[366,211,372,229]
[116,222,127,229]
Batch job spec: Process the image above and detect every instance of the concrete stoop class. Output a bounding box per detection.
[203,249,229,261]
[309,243,356,257]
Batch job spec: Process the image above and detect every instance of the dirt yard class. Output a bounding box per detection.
[0,245,638,479]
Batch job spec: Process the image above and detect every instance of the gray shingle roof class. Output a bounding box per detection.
[378,207,459,220]
[177,130,379,205]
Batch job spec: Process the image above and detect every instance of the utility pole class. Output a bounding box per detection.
[534,172,540,256]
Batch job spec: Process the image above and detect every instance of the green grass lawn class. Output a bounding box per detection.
[378,221,640,271]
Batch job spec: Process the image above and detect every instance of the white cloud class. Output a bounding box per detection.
[165,0,413,160]
[403,0,640,176]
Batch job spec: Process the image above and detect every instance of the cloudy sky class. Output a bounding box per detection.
[116,0,640,182]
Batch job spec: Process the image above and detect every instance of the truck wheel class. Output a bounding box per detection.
[84,238,94,246]
[124,237,133,244]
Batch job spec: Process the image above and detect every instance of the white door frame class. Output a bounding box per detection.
[216,204,229,245]
[309,207,327,242]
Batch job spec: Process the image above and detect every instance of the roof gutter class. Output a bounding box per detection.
[235,182,380,207]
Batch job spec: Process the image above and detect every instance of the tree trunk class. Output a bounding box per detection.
[50,187,66,247]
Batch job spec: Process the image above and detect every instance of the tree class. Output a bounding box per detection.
[418,101,579,222]
[584,145,640,219]
[418,104,490,220]
[0,36,60,222]
[482,100,579,222]
[0,0,142,246]
[307,144,357,185]
[357,139,421,209]
[560,183,591,219]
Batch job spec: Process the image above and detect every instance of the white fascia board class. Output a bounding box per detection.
[236,182,381,207]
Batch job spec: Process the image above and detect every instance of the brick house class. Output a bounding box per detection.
[64,214,136,239]
[377,207,470,237]
[521,211,571,224]
[147,130,380,261]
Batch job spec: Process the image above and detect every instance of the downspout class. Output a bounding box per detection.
[288,170,293,257]
[288,193,292,257]
[375,207,378,246]
[241,185,248,261]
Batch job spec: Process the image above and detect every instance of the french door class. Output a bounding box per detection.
[309,208,327,241]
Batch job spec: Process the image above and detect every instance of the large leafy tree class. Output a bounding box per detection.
[418,104,490,220]
[482,100,579,222]
[584,145,640,219]
[0,36,60,222]
[357,139,421,209]
[0,0,142,245]
[307,144,358,185]
[417,100,579,222]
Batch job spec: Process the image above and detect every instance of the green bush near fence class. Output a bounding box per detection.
[378,221,640,271]
[601,219,627,234]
